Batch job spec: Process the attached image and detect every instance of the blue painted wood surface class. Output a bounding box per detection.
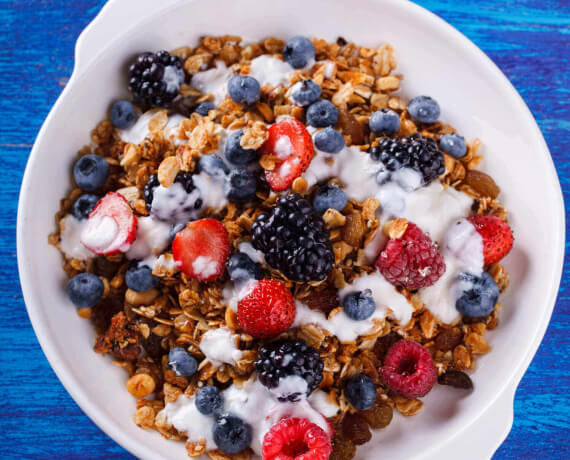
[0,0,568,458]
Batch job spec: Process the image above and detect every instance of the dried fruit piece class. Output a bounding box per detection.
[360,399,393,429]
[341,413,371,445]
[435,328,463,351]
[342,212,366,247]
[330,434,356,460]
[463,170,500,199]
[337,108,364,144]
[438,369,473,389]
[373,332,401,362]
[305,288,340,315]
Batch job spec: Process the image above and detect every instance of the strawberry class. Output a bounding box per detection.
[260,117,315,192]
[467,215,514,265]
[262,417,332,460]
[172,219,229,282]
[237,280,296,338]
[81,192,137,255]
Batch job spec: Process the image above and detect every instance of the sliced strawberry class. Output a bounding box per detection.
[260,117,315,192]
[81,192,137,255]
[172,218,229,282]
[467,215,514,265]
[237,279,296,338]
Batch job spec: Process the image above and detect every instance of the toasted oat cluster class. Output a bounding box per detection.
[50,35,513,459]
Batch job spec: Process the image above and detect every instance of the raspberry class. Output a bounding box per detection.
[375,221,445,290]
[380,340,437,399]
[262,417,332,460]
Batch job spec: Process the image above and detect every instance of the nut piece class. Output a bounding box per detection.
[392,395,423,416]
[291,177,308,194]
[463,170,500,199]
[157,156,181,187]
[323,209,347,228]
[125,288,159,306]
[126,374,156,398]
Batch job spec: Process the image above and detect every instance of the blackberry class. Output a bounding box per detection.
[251,194,334,282]
[143,171,201,211]
[128,50,184,107]
[255,339,323,402]
[370,133,445,186]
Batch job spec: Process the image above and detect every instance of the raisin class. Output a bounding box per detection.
[341,413,371,445]
[435,328,463,351]
[330,434,356,460]
[438,369,473,389]
[305,288,340,315]
[360,400,393,429]
[94,256,123,279]
[337,108,365,145]
[373,332,401,362]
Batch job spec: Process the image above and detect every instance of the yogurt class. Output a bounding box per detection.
[190,60,233,106]
[119,111,185,145]
[59,215,93,260]
[248,55,296,87]
[200,327,242,366]
[126,216,171,269]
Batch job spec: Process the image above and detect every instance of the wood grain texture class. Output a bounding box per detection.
[0,0,567,458]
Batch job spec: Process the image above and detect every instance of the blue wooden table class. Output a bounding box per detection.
[0,0,568,458]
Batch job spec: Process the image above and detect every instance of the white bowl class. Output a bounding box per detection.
[17,0,564,458]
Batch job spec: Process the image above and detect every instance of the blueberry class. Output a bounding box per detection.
[110,100,137,129]
[72,194,99,220]
[224,168,257,202]
[408,96,440,124]
[224,130,258,165]
[199,155,229,178]
[291,79,322,106]
[212,414,252,454]
[283,36,315,69]
[125,261,159,292]
[346,374,377,410]
[455,272,499,318]
[440,133,467,158]
[314,127,345,154]
[342,290,376,321]
[73,154,109,192]
[194,101,216,116]
[227,75,260,105]
[195,385,224,416]
[170,222,188,242]
[168,347,198,377]
[66,273,104,308]
[313,184,347,214]
[306,100,339,128]
[369,109,400,135]
[227,253,263,282]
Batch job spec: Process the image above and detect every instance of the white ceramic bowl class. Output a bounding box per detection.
[17,0,564,458]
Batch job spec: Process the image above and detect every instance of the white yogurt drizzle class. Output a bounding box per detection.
[199,327,242,366]
[189,61,233,106]
[59,215,93,260]
[119,111,185,145]
[125,216,171,269]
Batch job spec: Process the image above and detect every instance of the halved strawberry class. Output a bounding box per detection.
[81,192,137,255]
[467,215,514,265]
[260,117,315,192]
[172,218,229,282]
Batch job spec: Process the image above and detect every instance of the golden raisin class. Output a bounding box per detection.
[360,400,393,429]
[341,413,371,445]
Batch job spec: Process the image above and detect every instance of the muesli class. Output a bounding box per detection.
[50,35,513,459]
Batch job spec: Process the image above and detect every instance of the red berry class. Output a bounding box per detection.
[260,118,315,192]
[237,280,296,339]
[380,339,437,399]
[172,219,229,282]
[81,192,137,255]
[262,417,332,460]
[375,221,445,290]
[467,215,513,265]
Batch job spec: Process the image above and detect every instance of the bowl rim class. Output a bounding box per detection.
[17,0,565,458]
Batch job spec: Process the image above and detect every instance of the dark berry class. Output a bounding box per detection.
[144,172,203,222]
[283,36,315,69]
[438,369,473,389]
[198,155,229,178]
[306,100,339,128]
[110,100,137,129]
[255,339,323,402]
[72,194,99,220]
[167,347,198,377]
[313,184,347,214]
[213,414,252,454]
[408,95,440,123]
[227,75,260,105]
[251,194,334,282]
[314,127,345,153]
[226,253,263,282]
[73,154,109,192]
[345,374,377,410]
[66,273,104,308]
[291,79,321,106]
[195,385,224,416]
[224,168,257,202]
[369,108,400,135]
[125,261,159,292]
[169,222,187,242]
[128,51,184,107]
[224,130,259,165]
[370,133,445,186]
[342,290,376,321]
[194,101,216,116]
[440,133,467,158]
[455,271,499,317]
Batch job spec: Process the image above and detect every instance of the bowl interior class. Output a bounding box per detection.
[18,0,564,459]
